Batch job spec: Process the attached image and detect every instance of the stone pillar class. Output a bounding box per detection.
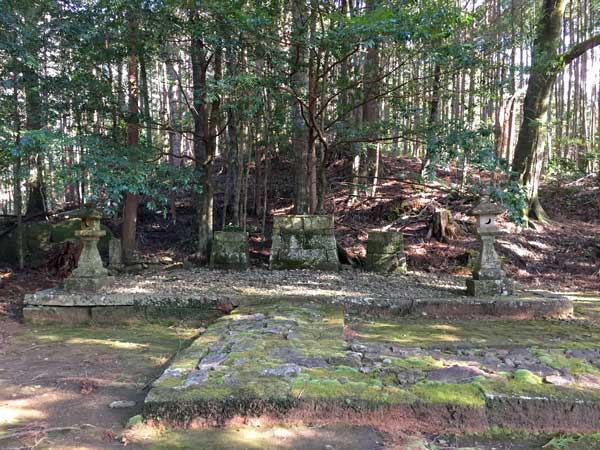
[366,231,407,273]
[64,208,112,292]
[270,215,339,271]
[210,231,249,270]
[108,238,123,271]
[466,199,514,296]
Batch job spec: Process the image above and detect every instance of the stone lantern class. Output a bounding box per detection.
[466,198,514,296]
[64,207,112,292]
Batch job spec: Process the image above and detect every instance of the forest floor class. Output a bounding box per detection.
[0,157,599,449]
[1,156,599,317]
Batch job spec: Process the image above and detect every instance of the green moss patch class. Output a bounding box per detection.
[350,318,600,350]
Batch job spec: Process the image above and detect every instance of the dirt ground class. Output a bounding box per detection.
[0,320,548,450]
[0,318,391,449]
[2,292,600,449]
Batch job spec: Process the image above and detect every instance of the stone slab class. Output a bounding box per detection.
[343,294,573,320]
[144,299,594,432]
[24,283,572,322]
[23,304,222,324]
[23,306,92,324]
[24,288,236,308]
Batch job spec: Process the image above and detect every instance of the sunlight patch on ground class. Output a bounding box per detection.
[498,240,541,260]
[0,399,46,434]
[65,337,148,350]
[127,423,383,450]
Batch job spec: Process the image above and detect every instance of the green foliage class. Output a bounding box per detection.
[70,136,201,216]
[543,434,600,450]
[490,182,528,224]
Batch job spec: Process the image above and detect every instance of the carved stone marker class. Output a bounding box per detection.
[366,231,407,273]
[466,199,514,296]
[64,208,112,292]
[210,231,249,270]
[270,215,339,271]
[108,238,123,271]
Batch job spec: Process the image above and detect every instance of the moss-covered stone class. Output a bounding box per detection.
[210,231,249,270]
[0,219,113,267]
[366,232,407,273]
[270,215,339,271]
[51,218,113,258]
[23,306,92,324]
[0,222,51,266]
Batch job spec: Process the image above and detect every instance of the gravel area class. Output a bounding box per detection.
[102,267,467,303]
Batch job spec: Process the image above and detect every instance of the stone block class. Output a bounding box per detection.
[108,238,123,270]
[270,215,339,271]
[366,232,407,273]
[210,231,249,270]
[303,215,335,231]
[466,278,514,297]
[367,231,405,255]
[91,305,220,323]
[367,252,407,274]
[91,306,144,323]
[64,276,114,292]
[23,306,91,324]
[303,233,338,251]
[273,215,304,231]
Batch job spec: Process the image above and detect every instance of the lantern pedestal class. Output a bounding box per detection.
[466,277,515,296]
[64,208,113,292]
[466,199,514,297]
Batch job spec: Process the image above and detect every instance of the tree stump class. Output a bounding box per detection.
[428,208,460,242]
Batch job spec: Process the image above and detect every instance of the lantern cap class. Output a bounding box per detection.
[470,198,504,216]
[71,207,103,220]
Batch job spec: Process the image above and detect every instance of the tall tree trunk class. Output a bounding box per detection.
[512,0,600,221]
[165,45,182,224]
[122,11,140,262]
[420,62,442,179]
[12,70,24,270]
[22,65,46,219]
[139,52,152,148]
[291,0,310,214]
[362,0,381,197]
[201,46,222,255]
[190,17,210,260]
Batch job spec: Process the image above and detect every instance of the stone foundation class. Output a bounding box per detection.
[23,304,223,324]
[467,278,515,296]
[210,231,249,270]
[270,215,339,271]
[366,231,407,273]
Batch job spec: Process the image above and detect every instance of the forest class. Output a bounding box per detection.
[1,0,600,448]
[0,0,599,268]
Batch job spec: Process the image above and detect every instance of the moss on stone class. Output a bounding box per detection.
[512,369,543,385]
[351,318,600,350]
[544,433,600,450]
[408,381,486,407]
[535,350,600,377]
[0,219,113,266]
[50,218,113,256]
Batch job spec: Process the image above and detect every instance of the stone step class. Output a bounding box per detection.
[144,300,598,432]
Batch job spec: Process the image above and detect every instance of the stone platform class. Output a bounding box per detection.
[23,268,573,323]
[145,300,600,432]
